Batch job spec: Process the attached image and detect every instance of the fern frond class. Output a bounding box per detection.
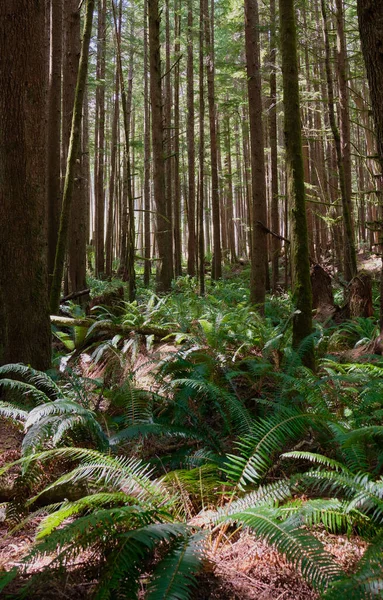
[282,451,351,473]
[226,410,321,489]
[220,507,343,592]
[26,449,170,507]
[0,401,28,422]
[110,422,207,446]
[146,531,206,600]
[0,363,61,400]
[36,492,142,538]
[216,480,292,517]
[0,378,52,405]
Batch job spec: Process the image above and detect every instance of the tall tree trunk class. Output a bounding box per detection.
[186,0,196,277]
[50,0,95,314]
[269,0,280,292]
[63,0,87,296]
[173,0,182,277]
[199,0,206,294]
[143,0,152,286]
[321,0,357,281]
[105,61,120,278]
[225,117,237,263]
[47,0,63,287]
[112,0,136,300]
[95,0,106,277]
[279,0,314,368]
[244,0,267,309]
[0,0,51,369]
[357,0,383,330]
[149,0,173,292]
[204,0,222,280]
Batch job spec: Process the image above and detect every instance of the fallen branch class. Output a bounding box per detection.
[256,221,290,244]
[60,288,90,303]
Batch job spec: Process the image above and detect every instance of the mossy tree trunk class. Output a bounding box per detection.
[49,0,95,315]
[0,0,51,369]
[279,0,314,368]
[244,0,268,310]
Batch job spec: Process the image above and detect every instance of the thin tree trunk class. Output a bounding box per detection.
[186,0,196,277]
[143,0,152,286]
[321,0,357,281]
[105,61,120,277]
[47,0,63,287]
[173,0,182,276]
[204,0,222,280]
[111,0,136,300]
[95,0,106,277]
[269,0,279,292]
[50,0,95,314]
[199,0,205,294]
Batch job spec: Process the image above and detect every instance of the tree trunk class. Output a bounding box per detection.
[112,0,136,300]
[105,61,120,278]
[244,0,268,309]
[321,0,357,282]
[63,0,87,297]
[0,0,51,369]
[149,0,173,292]
[269,0,280,292]
[50,0,95,314]
[199,0,206,295]
[143,0,152,286]
[357,0,383,330]
[204,0,222,280]
[47,0,63,288]
[94,0,106,278]
[279,0,314,368]
[186,0,196,277]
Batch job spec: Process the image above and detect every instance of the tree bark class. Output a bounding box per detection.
[94,0,106,278]
[149,0,174,292]
[204,0,222,280]
[199,0,206,295]
[47,0,63,287]
[244,0,268,309]
[143,0,152,286]
[186,0,196,277]
[50,0,95,314]
[357,0,383,330]
[321,0,357,282]
[0,0,51,369]
[279,0,314,368]
[269,0,280,292]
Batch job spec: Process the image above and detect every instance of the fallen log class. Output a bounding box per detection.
[50,315,178,341]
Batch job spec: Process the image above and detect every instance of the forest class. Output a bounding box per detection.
[0,0,383,598]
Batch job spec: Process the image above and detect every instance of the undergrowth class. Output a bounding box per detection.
[0,274,382,599]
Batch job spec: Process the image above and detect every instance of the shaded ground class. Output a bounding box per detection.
[0,512,366,600]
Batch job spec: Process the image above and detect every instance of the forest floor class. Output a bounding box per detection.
[0,388,367,599]
[0,256,379,598]
[0,508,366,599]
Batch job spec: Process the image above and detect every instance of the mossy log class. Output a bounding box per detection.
[50,315,178,341]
